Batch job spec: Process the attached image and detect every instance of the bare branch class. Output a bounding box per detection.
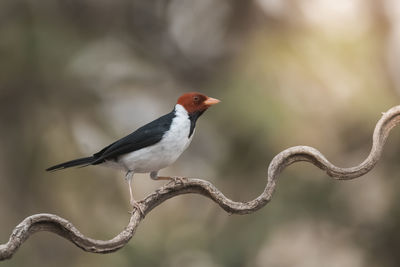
[2,106,400,261]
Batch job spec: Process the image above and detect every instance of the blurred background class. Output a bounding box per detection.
[1,0,400,266]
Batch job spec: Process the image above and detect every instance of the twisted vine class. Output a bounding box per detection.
[1,105,400,261]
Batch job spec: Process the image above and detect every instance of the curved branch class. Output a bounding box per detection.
[2,106,400,261]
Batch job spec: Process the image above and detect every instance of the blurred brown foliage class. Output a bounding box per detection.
[1,0,400,266]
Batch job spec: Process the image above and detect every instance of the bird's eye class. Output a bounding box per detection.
[193,96,200,102]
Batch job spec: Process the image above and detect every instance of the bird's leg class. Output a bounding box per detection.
[125,171,144,216]
[150,171,186,185]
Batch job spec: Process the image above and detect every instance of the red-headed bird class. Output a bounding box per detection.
[46,92,220,214]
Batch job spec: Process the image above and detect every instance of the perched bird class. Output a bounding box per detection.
[46,92,220,214]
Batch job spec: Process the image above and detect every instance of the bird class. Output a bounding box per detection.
[46,92,220,214]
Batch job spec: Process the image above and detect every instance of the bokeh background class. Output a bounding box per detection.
[1,0,400,266]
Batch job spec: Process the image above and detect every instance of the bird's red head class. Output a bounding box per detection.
[177,92,220,114]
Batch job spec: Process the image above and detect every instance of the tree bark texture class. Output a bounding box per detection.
[1,105,400,260]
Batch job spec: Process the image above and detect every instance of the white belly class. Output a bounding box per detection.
[114,105,193,173]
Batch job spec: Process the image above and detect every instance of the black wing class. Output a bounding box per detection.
[91,109,175,164]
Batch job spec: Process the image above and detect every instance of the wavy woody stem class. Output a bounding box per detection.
[2,106,400,260]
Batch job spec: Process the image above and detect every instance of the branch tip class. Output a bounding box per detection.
[2,105,400,260]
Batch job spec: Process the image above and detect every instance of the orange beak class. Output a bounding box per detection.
[204,97,221,106]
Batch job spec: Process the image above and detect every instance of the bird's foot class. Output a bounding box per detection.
[165,176,187,186]
[129,199,145,217]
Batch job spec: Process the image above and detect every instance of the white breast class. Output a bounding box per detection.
[116,104,193,173]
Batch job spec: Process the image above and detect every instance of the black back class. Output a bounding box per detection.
[91,109,176,164]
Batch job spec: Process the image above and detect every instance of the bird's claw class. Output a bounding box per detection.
[166,176,186,186]
[129,200,145,217]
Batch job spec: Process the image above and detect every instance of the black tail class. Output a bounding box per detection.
[46,156,95,171]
